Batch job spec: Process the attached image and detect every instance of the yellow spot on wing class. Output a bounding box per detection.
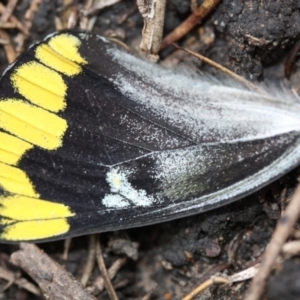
[11,61,67,112]
[48,34,88,64]
[0,99,67,150]
[0,162,39,197]
[36,44,82,76]
[0,195,73,240]
[0,219,71,241]
[0,132,33,165]
[0,195,74,220]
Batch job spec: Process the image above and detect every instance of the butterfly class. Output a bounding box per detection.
[0,31,299,242]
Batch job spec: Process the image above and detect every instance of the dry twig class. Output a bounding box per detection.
[96,237,119,300]
[10,243,96,300]
[142,284,157,300]
[245,183,300,300]
[62,237,72,260]
[24,0,43,32]
[173,44,265,93]
[285,40,300,79]
[137,0,167,61]
[0,0,19,23]
[0,266,41,296]
[93,257,127,292]
[182,276,230,300]
[0,3,28,35]
[0,29,16,63]
[81,235,97,287]
[161,0,220,50]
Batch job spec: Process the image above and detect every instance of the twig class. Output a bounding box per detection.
[285,40,300,79]
[96,236,119,300]
[79,0,93,30]
[182,276,230,300]
[0,0,19,23]
[24,0,43,33]
[137,0,167,61]
[62,237,72,260]
[0,29,16,63]
[0,266,41,296]
[245,183,300,300]
[282,240,300,259]
[142,284,157,300]
[0,3,28,35]
[24,0,42,20]
[82,0,121,16]
[229,264,260,283]
[161,0,220,50]
[173,44,265,93]
[68,6,80,29]
[81,235,97,287]
[93,257,127,292]
[10,243,96,300]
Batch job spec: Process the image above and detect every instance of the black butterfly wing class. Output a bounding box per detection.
[0,31,300,242]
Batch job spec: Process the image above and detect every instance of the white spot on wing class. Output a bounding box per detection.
[102,194,129,208]
[102,167,155,208]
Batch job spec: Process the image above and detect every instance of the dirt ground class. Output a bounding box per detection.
[1,0,300,299]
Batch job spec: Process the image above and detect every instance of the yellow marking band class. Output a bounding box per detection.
[48,34,88,64]
[0,33,86,242]
[0,219,71,241]
[36,44,82,76]
[0,162,39,197]
[0,99,67,150]
[0,194,73,239]
[11,61,67,112]
[0,131,33,165]
[0,195,74,220]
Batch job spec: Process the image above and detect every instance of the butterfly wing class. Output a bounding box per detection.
[0,31,300,242]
